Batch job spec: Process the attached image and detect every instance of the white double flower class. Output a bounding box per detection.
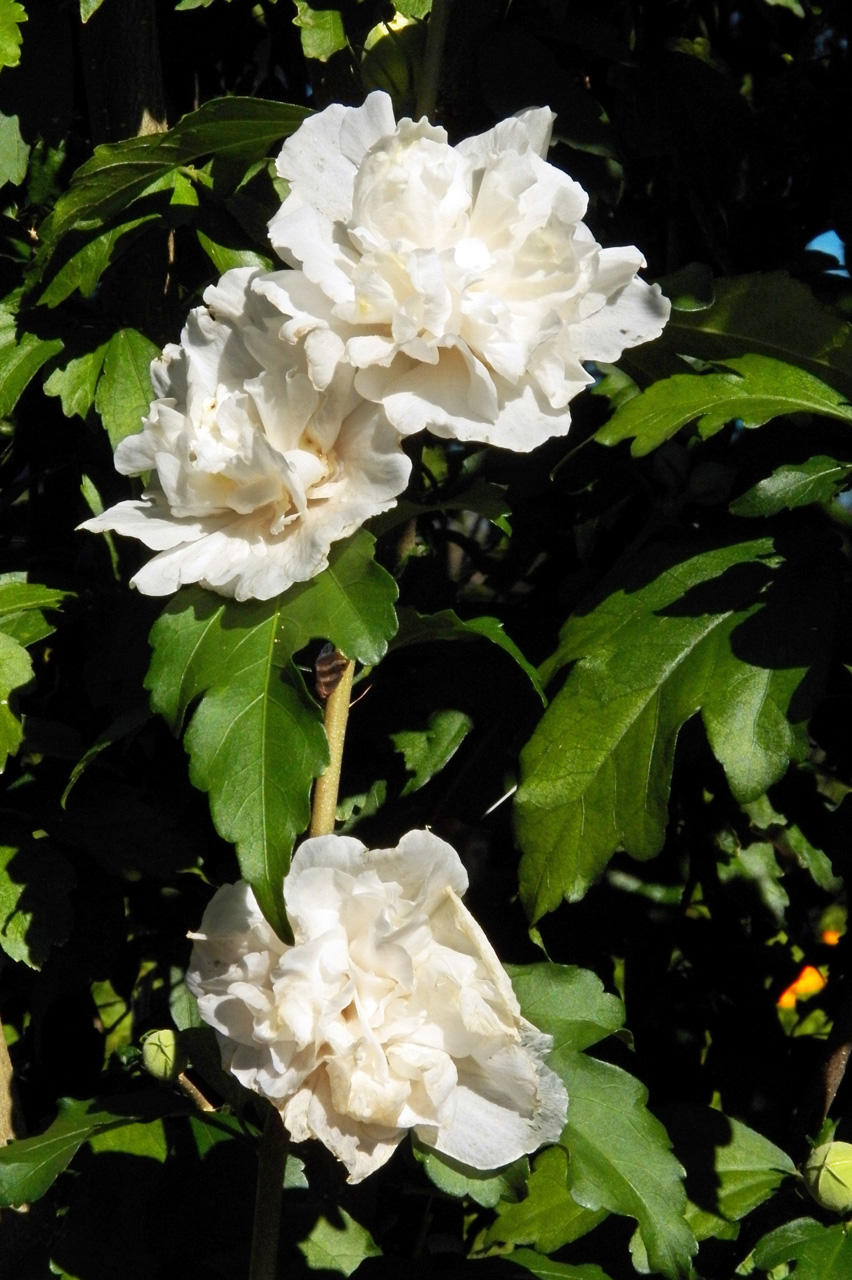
[80,268,410,601]
[258,90,670,451]
[187,830,568,1182]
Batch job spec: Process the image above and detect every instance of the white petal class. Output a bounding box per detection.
[457,106,556,170]
[572,277,671,362]
[274,93,396,224]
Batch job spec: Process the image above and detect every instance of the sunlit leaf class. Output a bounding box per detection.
[0,630,32,770]
[94,327,159,448]
[0,0,25,71]
[32,97,309,274]
[0,837,75,966]
[516,535,834,918]
[0,112,28,186]
[391,708,473,796]
[79,0,108,20]
[298,1208,382,1275]
[486,1146,609,1251]
[0,1094,187,1206]
[38,214,158,307]
[662,271,852,400]
[146,531,397,935]
[595,355,852,457]
[754,1217,852,1278]
[0,574,71,646]
[43,341,109,419]
[196,228,272,274]
[0,290,63,416]
[510,963,696,1279]
[413,1140,529,1209]
[661,1104,794,1233]
[292,2,347,61]
[731,456,852,517]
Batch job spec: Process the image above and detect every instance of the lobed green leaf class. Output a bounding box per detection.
[0,1094,188,1206]
[753,1217,852,1278]
[661,271,852,400]
[516,534,833,918]
[0,0,25,71]
[595,354,852,457]
[145,532,397,935]
[730,456,852,517]
[391,708,473,796]
[0,290,63,416]
[510,963,695,1279]
[93,327,159,447]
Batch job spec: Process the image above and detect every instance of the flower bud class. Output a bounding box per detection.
[141,1029,187,1084]
[804,1141,852,1214]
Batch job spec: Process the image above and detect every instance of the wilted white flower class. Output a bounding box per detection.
[257,91,670,452]
[186,830,567,1183]
[80,267,410,601]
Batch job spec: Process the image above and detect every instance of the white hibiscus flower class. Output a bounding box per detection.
[79,267,411,601]
[257,91,670,452]
[186,829,568,1183]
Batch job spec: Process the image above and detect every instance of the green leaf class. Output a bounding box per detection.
[595,355,852,457]
[485,1147,609,1252]
[763,0,805,15]
[754,1217,852,1278]
[292,2,348,61]
[731,456,852,517]
[80,0,107,20]
[661,271,852,401]
[393,607,545,703]
[0,838,75,967]
[147,593,327,940]
[563,1057,695,1278]
[506,964,625,1054]
[509,1247,613,1280]
[94,327,159,448]
[0,112,28,186]
[273,530,399,667]
[43,341,109,419]
[38,214,158,307]
[413,1140,529,1209]
[0,0,25,71]
[0,630,32,770]
[718,841,789,921]
[196,229,272,275]
[298,1208,382,1275]
[516,535,831,918]
[0,1094,187,1206]
[88,1118,168,1161]
[145,532,397,935]
[662,1104,794,1240]
[395,0,431,16]
[0,574,70,646]
[510,964,695,1279]
[32,97,309,274]
[391,708,473,796]
[0,291,63,416]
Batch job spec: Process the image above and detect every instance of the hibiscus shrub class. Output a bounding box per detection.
[1,2,852,1279]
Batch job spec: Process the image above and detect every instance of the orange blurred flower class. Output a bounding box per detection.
[777,965,827,1009]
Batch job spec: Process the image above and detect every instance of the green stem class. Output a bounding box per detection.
[249,1107,290,1280]
[416,0,453,121]
[310,657,355,838]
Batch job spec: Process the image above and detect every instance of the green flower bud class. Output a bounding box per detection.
[141,1029,187,1084]
[804,1141,852,1215]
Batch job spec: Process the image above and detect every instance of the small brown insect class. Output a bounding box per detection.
[315,643,349,700]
